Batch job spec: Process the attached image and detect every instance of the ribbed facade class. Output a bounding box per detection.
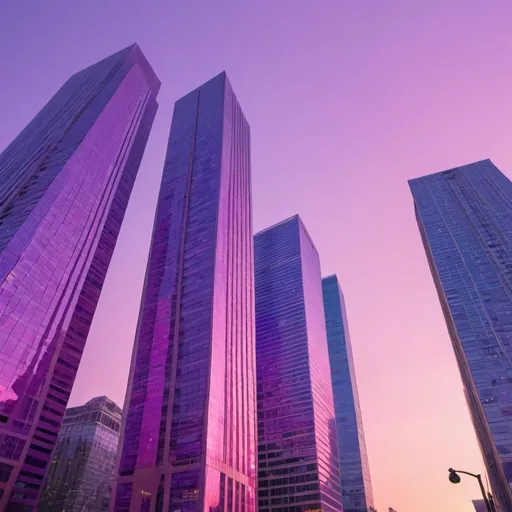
[322,275,374,512]
[255,216,342,512]
[40,396,122,511]
[410,159,512,511]
[0,44,159,510]
[113,72,257,511]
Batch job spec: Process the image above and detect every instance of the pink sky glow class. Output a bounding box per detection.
[2,2,512,510]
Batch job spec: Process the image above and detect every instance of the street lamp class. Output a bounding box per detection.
[448,468,495,512]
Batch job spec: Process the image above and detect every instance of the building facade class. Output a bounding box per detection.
[0,45,159,510]
[322,275,375,512]
[472,499,486,512]
[113,72,257,511]
[40,396,122,511]
[255,215,342,512]
[409,159,512,510]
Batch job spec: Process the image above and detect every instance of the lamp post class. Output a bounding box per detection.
[448,468,495,512]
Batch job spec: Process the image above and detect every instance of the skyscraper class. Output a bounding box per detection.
[322,275,375,512]
[410,159,512,511]
[0,44,159,510]
[113,72,256,511]
[255,215,342,512]
[40,396,122,511]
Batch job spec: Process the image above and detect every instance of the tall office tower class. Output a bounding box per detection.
[255,215,342,512]
[0,44,159,510]
[113,72,256,512]
[410,159,512,511]
[322,275,375,512]
[40,396,122,511]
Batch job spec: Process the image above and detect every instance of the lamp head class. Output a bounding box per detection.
[448,469,461,484]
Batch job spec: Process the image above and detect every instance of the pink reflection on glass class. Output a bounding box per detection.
[114,72,256,511]
[0,44,160,510]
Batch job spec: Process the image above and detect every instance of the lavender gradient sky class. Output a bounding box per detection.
[2,1,512,510]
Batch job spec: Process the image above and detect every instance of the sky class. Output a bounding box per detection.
[2,1,512,510]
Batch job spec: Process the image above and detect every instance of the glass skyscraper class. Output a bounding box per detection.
[113,72,257,511]
[322,275,375,512]
[255,215,342,512]
[40,396,122,511]
[410,159,512,511]
[0,44,159,510]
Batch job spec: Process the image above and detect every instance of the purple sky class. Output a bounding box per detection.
[2,1,512,510]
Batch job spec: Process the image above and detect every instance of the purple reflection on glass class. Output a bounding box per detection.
[0,44,159,510]
[113,72,256,511]
[254,216,342,512]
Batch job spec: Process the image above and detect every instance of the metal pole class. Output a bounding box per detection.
[449,469,495,512]
[487,492,496,512]
[476,474,493,512]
